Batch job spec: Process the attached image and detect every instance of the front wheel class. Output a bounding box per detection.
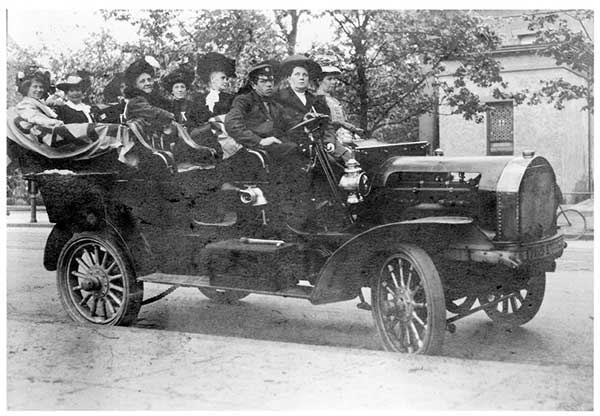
[371,245,446,355]
[57,232,143,325]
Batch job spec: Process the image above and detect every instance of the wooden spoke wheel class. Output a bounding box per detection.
[57,232,143,326]
[478,271,546,327]
[371,245,446,355]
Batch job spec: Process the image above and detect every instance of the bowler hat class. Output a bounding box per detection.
[197,52,236,83]
[280,55,322,80]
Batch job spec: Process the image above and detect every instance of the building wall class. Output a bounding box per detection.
[437,55,591,202]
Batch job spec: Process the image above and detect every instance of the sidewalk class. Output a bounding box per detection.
[6,206,52,227]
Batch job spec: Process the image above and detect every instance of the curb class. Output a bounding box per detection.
[7,223,53,228]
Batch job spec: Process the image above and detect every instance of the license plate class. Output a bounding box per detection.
[524,238,564,261]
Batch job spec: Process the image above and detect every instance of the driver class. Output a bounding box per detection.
[273,55,352,163]
[224,61,324,233]
[225,61,296,159]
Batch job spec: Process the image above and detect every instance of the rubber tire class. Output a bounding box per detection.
[198,288,249,303]
[479,271,546,327]
[57,232,143,326]
[371,244,446,355]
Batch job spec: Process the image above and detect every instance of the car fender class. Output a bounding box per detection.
[310,217,492,304]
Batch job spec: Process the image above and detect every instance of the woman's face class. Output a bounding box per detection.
[172,82,187,99]
[27,80,46,100]
[319,75,339,94]
[288,66,309,92]
[135,73,154,94]
[66,86,84,104]
[209,71,228,91]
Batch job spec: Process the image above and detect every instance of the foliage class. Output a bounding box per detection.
[313,10,508,139]
[8,10,536,142]
[523,10,593,112]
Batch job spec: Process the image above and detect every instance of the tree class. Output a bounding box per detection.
[523,10,593,112]
[314,10,508,140]
[274,10,307,55]
[102,9,288,90]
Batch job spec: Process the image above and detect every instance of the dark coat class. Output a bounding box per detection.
[272,86,349,161]
[53,103,95,124]
[123,87,174,128]
[224,90,288,148]
[272,86,331,127]
[168,98,205,130]
[194,91,234,122]
[94,100,126,124]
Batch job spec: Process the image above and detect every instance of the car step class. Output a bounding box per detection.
[138,272,312,299]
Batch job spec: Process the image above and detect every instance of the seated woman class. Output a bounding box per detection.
[13,69,88,148]
[123,57,217,170]
[163,66,223,159]
[315,65,364,144]
[15,70,63,130]
[53,74,97,124]
[122,58,175,129]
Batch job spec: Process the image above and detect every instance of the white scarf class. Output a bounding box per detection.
[205,89,220,113]
[66,100,93,122]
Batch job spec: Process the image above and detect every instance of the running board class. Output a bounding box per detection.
[138,272,312,299]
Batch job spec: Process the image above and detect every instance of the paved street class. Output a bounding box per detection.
[5,227,594,410]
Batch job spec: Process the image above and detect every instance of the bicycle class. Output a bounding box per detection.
[556,204,587,240]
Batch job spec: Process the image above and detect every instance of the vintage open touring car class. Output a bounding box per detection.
[8,111,566,355]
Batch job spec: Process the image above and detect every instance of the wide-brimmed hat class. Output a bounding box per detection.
[124,57,157,87]
[196,52,236,83]
[16,66,51,88]
[56,75,86,92]
[320,65,342,76]
[280,54,322,80]
[162,66,195,91]
[16,67,53,96]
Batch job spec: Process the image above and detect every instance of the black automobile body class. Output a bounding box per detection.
[13,114,565,355]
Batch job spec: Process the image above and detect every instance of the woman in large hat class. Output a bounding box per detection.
[195,52,236,121]
[14,68,64,131]
[122,57,175,128]
[315,65,363,144]
[273,54,351,163]
[53,74,97,124]
[162,66,204,130]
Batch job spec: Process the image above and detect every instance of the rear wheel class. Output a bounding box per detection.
[198,288,249,303]
[57,232,143,325]
[478,270,546,327]
[371,245,446,355]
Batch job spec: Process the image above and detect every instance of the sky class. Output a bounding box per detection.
[7,9,336,66]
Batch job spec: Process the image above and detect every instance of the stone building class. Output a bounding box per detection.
[421,10,593,203]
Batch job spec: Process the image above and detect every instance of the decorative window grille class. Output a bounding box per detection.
[486,101,514,155]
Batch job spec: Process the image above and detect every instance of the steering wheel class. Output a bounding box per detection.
[289,112,330,132]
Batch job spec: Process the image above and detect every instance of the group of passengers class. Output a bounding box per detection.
[14,53,361,162]
[13,53,365,232]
